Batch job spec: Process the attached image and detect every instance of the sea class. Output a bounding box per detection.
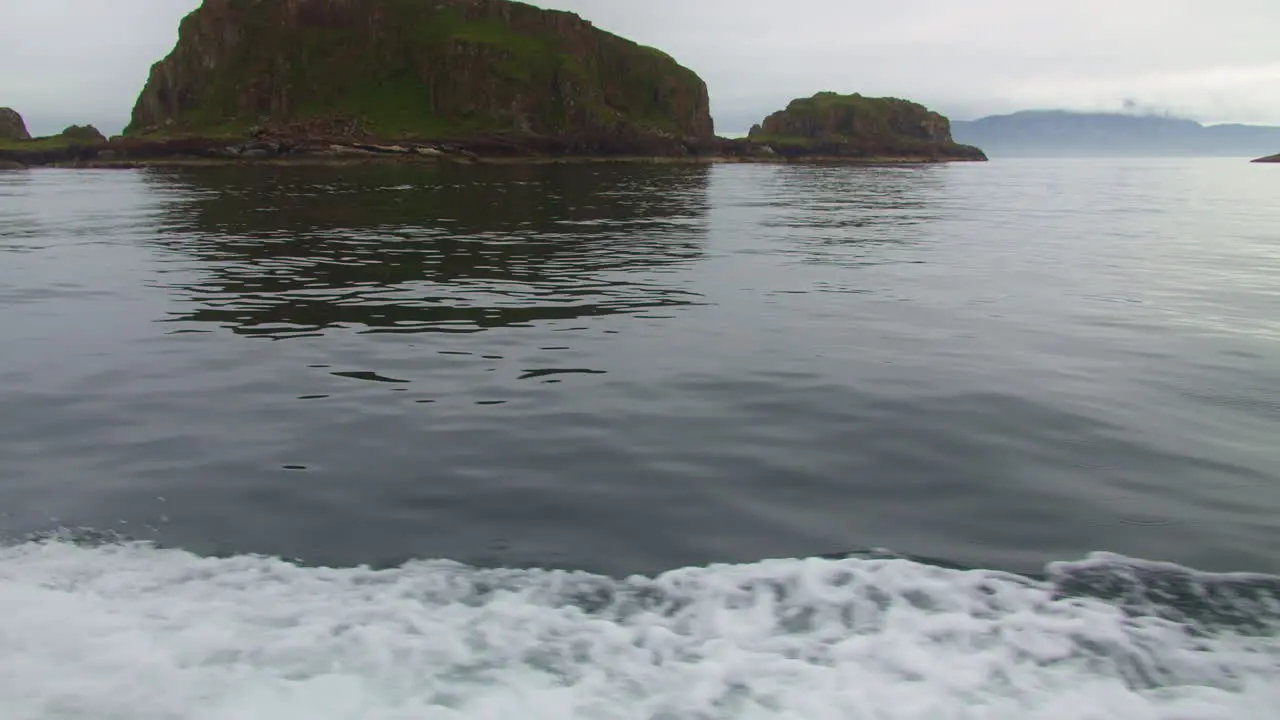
[1,158,1277,719]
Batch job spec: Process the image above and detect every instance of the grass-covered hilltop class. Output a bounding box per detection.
[127,0,713,148]
[2,0,990,167]
[749,92,987,161]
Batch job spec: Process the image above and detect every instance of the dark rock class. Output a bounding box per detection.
[1252,153,1280,163]
[110,136,235,159]
[0,144,101,166]
[748,92,987,161]
[0,108,30,140]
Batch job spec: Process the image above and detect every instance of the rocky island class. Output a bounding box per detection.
[749,92,986,162]
[0,0,986,167]
[1253,154,1280,163]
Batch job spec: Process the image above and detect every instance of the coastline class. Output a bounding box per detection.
[3,4,997,173]
[1,156,987,170]
[0,138,989,170]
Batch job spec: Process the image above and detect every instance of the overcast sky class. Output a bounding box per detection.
[2,0,1278,136]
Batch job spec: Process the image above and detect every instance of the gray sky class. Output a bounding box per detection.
[2,0,1277,136]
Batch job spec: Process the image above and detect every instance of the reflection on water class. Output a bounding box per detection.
[145,164,711,338]
[1,159,1279,580]
[755,165,947,267]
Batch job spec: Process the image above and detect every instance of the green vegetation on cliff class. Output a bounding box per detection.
[127,0,713,142]
[748,92,986,160]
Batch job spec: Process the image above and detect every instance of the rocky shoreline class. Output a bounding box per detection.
[0,132,988,169]
[2,1,991,170]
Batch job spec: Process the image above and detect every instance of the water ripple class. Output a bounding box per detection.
[1,159,1278,581]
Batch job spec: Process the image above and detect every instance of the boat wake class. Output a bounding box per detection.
[0,540,1276,719]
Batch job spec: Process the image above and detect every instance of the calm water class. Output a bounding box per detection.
[1,159,1277,718]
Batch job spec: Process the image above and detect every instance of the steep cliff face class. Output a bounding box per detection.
[749,92,986,160]
[127,0,713,142]
[0,108,30,140]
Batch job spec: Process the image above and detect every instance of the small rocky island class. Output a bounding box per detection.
[1,0,987,167]
[1253,154,1280,163]
[749,92,986,161]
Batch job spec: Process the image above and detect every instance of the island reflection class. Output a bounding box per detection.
[144,163,711,338]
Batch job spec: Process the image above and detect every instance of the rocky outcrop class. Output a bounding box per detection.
[1253,153,1280,163]
[0,108,30,140]
[126,0,713,148]
[748,92,986,161]
[0,131,777,167]
[59,125,107,143]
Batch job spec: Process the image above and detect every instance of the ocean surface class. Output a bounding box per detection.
[1,158,1277,718]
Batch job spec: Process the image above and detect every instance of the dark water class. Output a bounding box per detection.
[1,160,1277,718]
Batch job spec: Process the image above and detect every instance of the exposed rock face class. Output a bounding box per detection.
[748,92,986,160]
[1253,153,1280,163]
[0,108,30,140]
[59,125,107,143]
[127,0,713,144]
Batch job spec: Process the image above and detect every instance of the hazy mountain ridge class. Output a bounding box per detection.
[953,110,1280,157]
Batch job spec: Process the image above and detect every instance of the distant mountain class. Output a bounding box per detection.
[951,111,1280,157]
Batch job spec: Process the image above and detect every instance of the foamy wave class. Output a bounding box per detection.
[0,542,1276,720]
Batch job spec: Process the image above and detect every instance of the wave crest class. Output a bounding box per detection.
[0,541,1276,720]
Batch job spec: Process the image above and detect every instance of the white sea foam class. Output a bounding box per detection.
[0,542,1276,720]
